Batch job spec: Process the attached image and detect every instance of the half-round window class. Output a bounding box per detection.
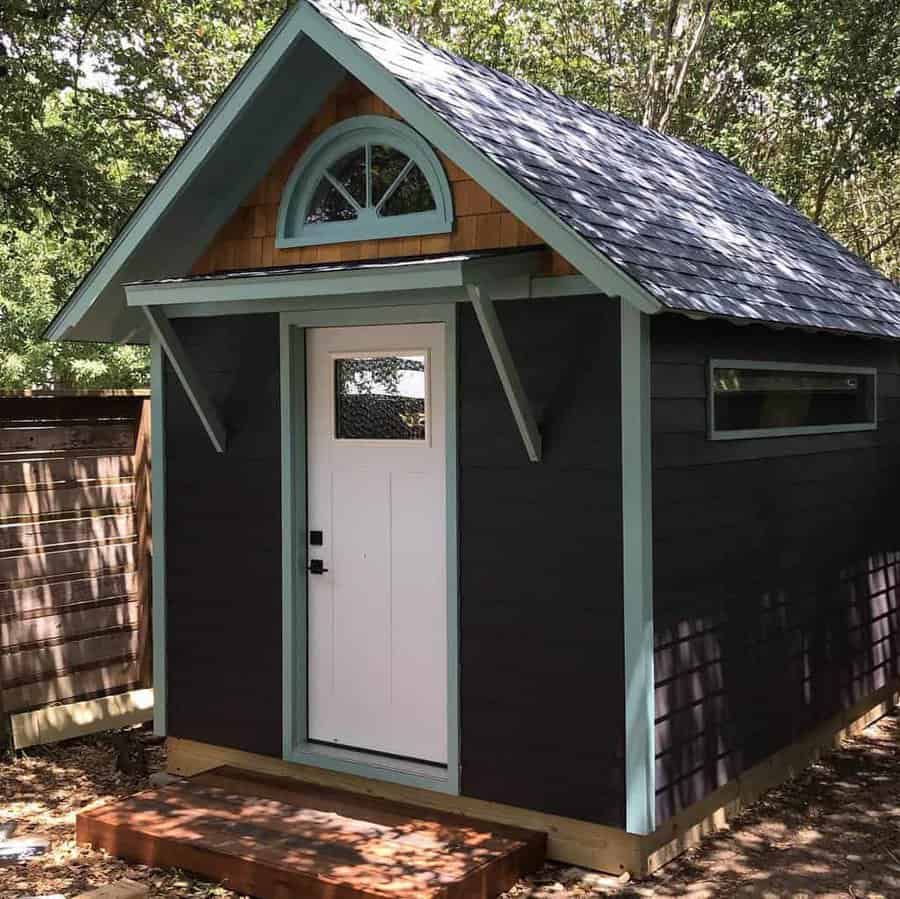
[277,116,454,248]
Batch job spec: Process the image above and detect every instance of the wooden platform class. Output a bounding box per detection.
[76,766,546,899]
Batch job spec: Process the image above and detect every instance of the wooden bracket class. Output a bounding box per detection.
[143,306,227,453]
[467,283,542,462]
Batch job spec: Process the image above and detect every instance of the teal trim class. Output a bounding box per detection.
[444,303,460,790]
[467,284,541,462]
[281,318,307,760]
[143,307,227,453]
[150,336,167,737]
[152,290,470,319]
[296,2,662,316]
[280,303,460,794]
[277,116,454,248]
[621,300,655,835]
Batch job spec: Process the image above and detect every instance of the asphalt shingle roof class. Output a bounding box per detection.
[312,0,900,339]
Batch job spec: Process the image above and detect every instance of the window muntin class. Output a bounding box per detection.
[334,352,428,442]
[277,116,453,248]
[709,361,877,440]
[306,145,437,228]
[380,161,435,217]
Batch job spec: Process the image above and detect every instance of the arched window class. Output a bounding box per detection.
[277,116,454,248]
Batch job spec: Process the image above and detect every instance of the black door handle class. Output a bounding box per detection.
[308,559,329,575]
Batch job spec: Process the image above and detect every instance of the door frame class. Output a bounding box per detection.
[280,304,460,795]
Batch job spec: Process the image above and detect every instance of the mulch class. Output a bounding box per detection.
[1,711,899,898]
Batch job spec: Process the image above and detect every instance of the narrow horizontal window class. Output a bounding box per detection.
[709,361,877,440]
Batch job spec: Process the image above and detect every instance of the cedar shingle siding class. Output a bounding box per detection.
[193,78,574,278]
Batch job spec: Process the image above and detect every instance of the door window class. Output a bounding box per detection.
[334,352,428,441]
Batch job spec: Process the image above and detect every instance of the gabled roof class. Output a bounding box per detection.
[48,0,900,343]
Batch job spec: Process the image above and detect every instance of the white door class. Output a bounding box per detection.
[306,323,448,765]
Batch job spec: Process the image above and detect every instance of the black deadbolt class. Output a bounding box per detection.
[310,530,324,546]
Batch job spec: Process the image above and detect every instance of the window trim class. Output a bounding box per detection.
[276,116,454,248]
[707,358,879,441]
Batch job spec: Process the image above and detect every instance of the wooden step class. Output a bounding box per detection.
[76,766,546,899]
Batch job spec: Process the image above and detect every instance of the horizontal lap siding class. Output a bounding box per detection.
[651,314,900,823]
[164,314,282,757]
[458,296,625,827]
[0,396,150,716]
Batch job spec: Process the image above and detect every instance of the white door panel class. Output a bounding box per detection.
[306,323,447,765]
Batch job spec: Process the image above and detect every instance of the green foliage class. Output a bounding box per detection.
[0,0,285,387]
[1,0,898,389]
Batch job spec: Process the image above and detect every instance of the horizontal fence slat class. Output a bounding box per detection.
[0,455,135,491]
[0,541,136,589]
[1,628,141,687]
[0,423,138,453]
[1,661,140,715]
[0,483,135,521]
[0,512,135,555]
[0,398,141,423]
[1,598,140,651]
[0,570,139,618]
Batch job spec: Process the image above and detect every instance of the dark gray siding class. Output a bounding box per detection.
[652,314,900,823]
[164,314,283,757]
[458,296,625,827]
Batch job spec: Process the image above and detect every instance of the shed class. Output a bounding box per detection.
[48,0,900,876]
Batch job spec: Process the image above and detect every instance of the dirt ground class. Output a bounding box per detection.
[1,711,898,899]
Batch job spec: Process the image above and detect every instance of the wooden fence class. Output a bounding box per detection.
[0,392,152,728]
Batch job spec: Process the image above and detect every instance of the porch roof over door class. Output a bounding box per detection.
[138,247,553,461]
[123,248,560,315]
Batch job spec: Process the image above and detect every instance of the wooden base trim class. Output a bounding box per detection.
[168,682,898,879]
[166,737,643,875]
[11,687,154,749]
[643,678,900,874]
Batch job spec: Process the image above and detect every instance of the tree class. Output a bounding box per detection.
[0,0,285,388]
